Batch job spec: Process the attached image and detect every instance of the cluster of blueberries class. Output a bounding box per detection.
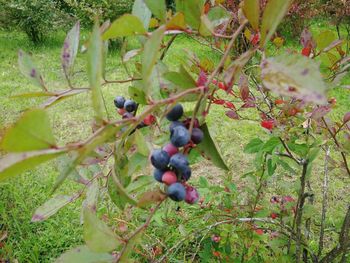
[114,96,155,127]
[150,104,202,204]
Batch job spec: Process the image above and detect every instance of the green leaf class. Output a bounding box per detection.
[287,142,309,157]
[53,124,119,192]
[242,0,260,30]
[308,147,320,163]
[0,149,66,182]
[267,158,276,176]
[126,175,153,193]
[102,15,146,40]
[278,159,295,174]
[32,195,75,222]
[315,30,337,51]
[260,0,292,46]
[261,54,327,104]
[62,21,80,79]
[207,6,230,27]
[55,245,114,263]
[262,137,281,153]
[18,50,46,90]
[163,71,196,89]
[137,189,166,208]
[199,15,213,36]
[176,0,204,30]
[244,138,264,154]
[128,84,147,105]
[88,22,104,123]
[145,0,166,23]
[133,130,149,156]
[83,208,121,252]
[128,153,149,176]
[142,26,166,96]
[1,109,56,152]
[82,178,99,211]
[196,123,229,170]
[11,91,55,98]
[132,0,152,30]
[199,176,209,188]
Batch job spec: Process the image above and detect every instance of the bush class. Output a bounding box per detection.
[0,0,71,43]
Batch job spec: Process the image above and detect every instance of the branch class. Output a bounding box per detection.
[318,146,330,257]
[279,137,301,165]
[321,117,350,177]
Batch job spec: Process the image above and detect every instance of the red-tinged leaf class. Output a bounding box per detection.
[239,75,249,101]
[300,28,315,48]
[62,22,80,80]
[32,194,77,222]
[18,50,46,90]
[224,101,235,109]
[242,97,256,108]
[137,189,166,208]
[213,99,225,105]
[343,112,350,124]
[166,12,186,30]
[309,106,331,120]
[242,0,260,31]
[225,110,239,120]
[196,70,208,87]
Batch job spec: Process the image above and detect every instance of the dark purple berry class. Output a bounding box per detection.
[153,169,164,182]
[181,166,191,181]
[114,96,125,109]
[166,104,183,121]
[169,153,189,172]
[167,183,186,201]
[191,128,204,144]
[124,100,137,112]
[170,125,190,147]
[169,121,186,133]
[150,149,170,170]
[185,186,199,204]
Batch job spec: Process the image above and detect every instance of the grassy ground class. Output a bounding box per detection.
[0,20,349,262]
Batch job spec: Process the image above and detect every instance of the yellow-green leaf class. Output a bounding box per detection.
[145,0,166,23]
[242,0,260,30]
[83,208,121,253]
[175,0,203,30]
[102,14,147,40]
[18,50,46,89]
[315,30,337,51]
[261,54,327,104]
[1,109,56,152]
[88,22,104,123]
[260,0,291,46]
[55,245,114,263]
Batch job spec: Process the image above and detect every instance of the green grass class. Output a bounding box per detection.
[0,20,349,262]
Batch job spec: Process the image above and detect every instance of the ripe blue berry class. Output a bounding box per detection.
[167,183,186,201]
[150,149,170,170]
[166,104,183,121]
[170,125,190,147]
[181,166,191,181]
[169,153,189,172]
[169,121,186,133]
[191,128,204,144]
[124,100,137,112]
[114,96,125,109]
[153,169,164,182]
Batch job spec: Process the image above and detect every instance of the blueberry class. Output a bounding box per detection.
[167,183,186,201]
[166,104,183,121]
[114,96,125,109]
[191,128,204,144]
[153,169,164,182]
[169,153,189,172]
[170,125,190,147]
[181,166,191,181]
[122,112,134,119]
[169,121,186,133]
[150,149,170,170]
[124,100,137,112]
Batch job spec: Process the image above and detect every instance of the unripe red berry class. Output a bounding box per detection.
[163,143,179,157]
[144,114,156,125]
[162,171,177,185]
[261,119,275,130]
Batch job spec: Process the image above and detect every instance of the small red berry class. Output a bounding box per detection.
[162,171,177,185]
[211,235,221,243]
[143,114,156,125]
[251,34,260,45]
[255,229,264,235]
[275,99,284,105]
[212,79,218,85]
[261,119,275,130]
[270,213,278,219]
[301,47,311,57]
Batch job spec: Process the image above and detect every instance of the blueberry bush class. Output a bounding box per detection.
[0,0,350,262]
